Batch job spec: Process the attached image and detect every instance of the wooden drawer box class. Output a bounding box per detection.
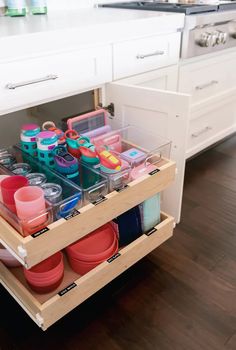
[0,158,175,268]
[0,212,174,331]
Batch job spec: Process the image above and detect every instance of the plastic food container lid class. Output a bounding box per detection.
[41,183,62,204]
[26,173,47,186]
[10,163,32,176]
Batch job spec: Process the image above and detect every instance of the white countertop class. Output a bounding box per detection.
[0,7,184,61]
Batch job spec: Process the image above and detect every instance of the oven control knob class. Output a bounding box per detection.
[199,33,211,47]
[211,33,218,47]
[216,31,228,45]
[221,32,227,44]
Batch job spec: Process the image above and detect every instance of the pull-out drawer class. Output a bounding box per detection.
[0,212,174,331]
[179,51,236,105]
[0,158,175,268]
[0,45,112,116]
[113,32,180,80]
[186,100,236,159]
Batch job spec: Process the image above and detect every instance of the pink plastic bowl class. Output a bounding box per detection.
[24,252,64,293]
[66,223,117,262]
[68,239,118,275]
[0,244,21,267]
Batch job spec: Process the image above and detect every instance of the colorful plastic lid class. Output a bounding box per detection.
[37,131,58,145]
[21,124,40,137]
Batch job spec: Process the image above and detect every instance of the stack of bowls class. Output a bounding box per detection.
[24,252,64,294]
[66,223,118,275]
[0,243,21,267]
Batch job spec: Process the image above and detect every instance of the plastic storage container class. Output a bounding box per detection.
[0,147,82,236]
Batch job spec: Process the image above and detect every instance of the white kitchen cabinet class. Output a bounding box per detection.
[0,7,186,331]
[178,50,236,106]
[113,32,180,80]
[187,97,236,158]
[0,45,112,116]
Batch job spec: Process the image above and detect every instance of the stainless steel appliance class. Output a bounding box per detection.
[102,1,236,58]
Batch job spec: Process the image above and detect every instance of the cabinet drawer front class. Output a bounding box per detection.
[0,46,112,115]
[113,32,180,80]
[179,52,236,104]
[187,102,236,158]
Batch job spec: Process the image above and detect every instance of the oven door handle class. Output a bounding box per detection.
[136,50,165,59]
[195,80,218,91]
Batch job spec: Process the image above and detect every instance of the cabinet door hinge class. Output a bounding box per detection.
[98,102,115,117]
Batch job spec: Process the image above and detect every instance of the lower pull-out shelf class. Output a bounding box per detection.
[0,212,174,331]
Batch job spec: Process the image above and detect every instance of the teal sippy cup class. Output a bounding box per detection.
[20,124,40,158]
[36,131,58,168]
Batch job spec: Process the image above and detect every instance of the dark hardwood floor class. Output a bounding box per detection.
[1,136,236,350]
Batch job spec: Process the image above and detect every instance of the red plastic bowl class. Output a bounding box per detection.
[24,252,63,279]
[68,240,118,275]
[27,273,64,294]
[66,223,117,262]
[24,252,64,293]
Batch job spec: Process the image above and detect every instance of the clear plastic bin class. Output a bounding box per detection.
[0,146,82,231]
[14,144,109,206]
[75,162,108,204]
[93,125,171,180]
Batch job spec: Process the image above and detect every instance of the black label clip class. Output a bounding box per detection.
[145,227,158,236]
[64,209,80,221]
[107,252,121,263]
[92,196,107,206]
[31,227,49,238]
[58,282,77,297]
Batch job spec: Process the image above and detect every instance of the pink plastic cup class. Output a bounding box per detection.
[1,176,28,213]
[14,186,47,231]
[0,175,10,202]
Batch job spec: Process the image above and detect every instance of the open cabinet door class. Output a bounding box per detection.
[105,81,191,223]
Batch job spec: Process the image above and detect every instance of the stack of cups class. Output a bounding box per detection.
[14,186,47,235]
[0,175,28,213]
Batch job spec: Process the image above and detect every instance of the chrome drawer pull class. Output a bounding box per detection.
[6,74,58,90]
[191,126,212,138]
[136,50,165,59]
[195,80,218,91]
